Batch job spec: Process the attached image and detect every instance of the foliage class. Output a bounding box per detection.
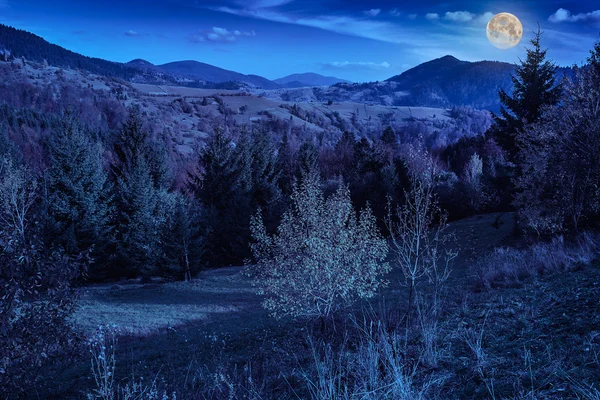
[46,115,110,258]
[0,156,87,396]
[190,127,253,266]
[161,193,205,281]
[493,28,562,161]
[515,43,600,233]
[248,172,390,319]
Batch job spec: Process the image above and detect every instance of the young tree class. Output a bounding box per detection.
[386,155,456,348]
[162,193,204,281]
[46,116,110,257]
[493,27,562,161]
[0,156,86,396]
[248,172,390,319]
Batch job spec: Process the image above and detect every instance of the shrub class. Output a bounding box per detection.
[248,172,390,319]
[475,234,599,290]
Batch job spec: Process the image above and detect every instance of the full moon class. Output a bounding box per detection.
[486,12,523,50]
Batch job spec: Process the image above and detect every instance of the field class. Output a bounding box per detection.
[47,212,600,399]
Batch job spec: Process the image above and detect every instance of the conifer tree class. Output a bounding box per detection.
[110,108,170,277]
[493,27,561,161]
[46,116,109,256]
[190,128,253,266]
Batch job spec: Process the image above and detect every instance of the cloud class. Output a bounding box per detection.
[0,0,9,8]
[321,61,391,70]
[389,8,401,17]
[425,13,439,21]
[363,9,381,17]
[548,8,600,23]
[408,14,417,20]
[476,12,494,24]
[188,26,256,43]
[240,0,293,8]
[444,11,475,22]
[124,30,140,37]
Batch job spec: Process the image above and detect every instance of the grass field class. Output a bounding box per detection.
[55,213,600,399]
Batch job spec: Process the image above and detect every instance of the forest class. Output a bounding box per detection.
[1,31,600,399]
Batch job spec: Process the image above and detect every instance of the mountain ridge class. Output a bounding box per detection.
[274,73,350,88]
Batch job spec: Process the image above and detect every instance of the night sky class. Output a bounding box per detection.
[1,0,599,82]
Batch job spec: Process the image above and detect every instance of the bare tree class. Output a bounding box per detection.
[386,155,456,350]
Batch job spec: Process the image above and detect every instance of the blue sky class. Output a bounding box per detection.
[1,0,599,82]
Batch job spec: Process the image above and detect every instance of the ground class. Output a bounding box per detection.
[52,213,599,399]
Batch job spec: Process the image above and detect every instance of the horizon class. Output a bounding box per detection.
[1,0,599,81]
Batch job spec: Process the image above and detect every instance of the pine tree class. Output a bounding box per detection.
[250,129,281,210]
[110,108,170,278]
[493,27,562,161]
[46,116,110,256]
[114,155,164,277]
[190,128,253,266]
[276,132,297,196]
[112,107,168,189]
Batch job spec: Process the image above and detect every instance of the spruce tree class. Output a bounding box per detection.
[46,116,109,256]
[110,108,170,277]
[190,128,253,266]
[114,155,164,277]
[493,27,562,161]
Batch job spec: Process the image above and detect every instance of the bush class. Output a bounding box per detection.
[475,233,599,290]
[248,172,390,319]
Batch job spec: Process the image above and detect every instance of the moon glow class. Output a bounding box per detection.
[486,13,523,50]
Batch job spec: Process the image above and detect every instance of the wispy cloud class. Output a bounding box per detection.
[124,30,140,37]
[389,8,401,17]
[321,61,391,70]
[548,8,600,23]
[239,0,293,8]
[0,0,9,9]
[477,12,494,25]
[425,11,494,24]
[188,26,256,43]
[444,11,475,22]
[363,9,381,17]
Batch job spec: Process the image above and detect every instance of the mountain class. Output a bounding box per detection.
[153,60,279,89]
[384,55,517,111]
[274,73,350,88]
[0,24,278,89]
[0,23,140,80]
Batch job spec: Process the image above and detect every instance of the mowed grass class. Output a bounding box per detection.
[72,267,259,335]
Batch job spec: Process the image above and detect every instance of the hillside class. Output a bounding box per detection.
[274,72,350,88]
[386,55,516,110]
[153,60,279,89]
[0,23,140,80]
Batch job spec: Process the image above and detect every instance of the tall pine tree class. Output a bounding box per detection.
[46,116,110,258]
[110,108,170,278]
[190,128,253,266]
[493,27,562,161]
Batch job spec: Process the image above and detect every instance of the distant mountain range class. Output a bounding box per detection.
[274,73,350,88]
[127,59,280,89]
[0,23,573,111]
